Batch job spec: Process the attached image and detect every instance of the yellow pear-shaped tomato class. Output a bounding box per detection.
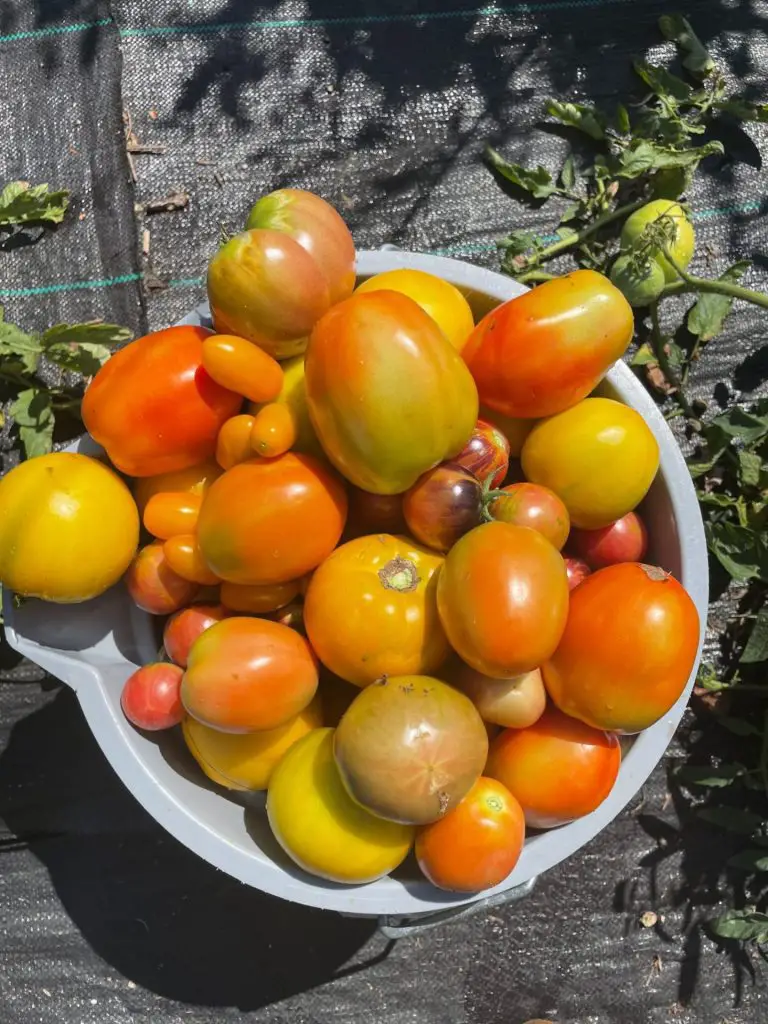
[305,291,478,494]
[267,728,414,884]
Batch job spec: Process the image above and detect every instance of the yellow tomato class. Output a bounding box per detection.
[133,458,222,516]
[355,269,475,351]
[620,200,695,284]
[182,696,323,791]
[521,397,659,529]
[479,405,535,457]
[267,728,414,883]
[0,452,139,602]
[248,355,325,461]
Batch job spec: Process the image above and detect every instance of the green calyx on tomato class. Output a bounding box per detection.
[620,200,695,284]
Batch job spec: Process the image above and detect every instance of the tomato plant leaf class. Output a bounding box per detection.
[738,449,763,489]
[545,99,605,140]
[658,14,715,79]
[741,607,768,665]
[718,716,763,738]
[9,388,55,459]
[631,343,657,367]
[615,103,631,134]
[698,806,765,835]
[728,850,768,872]
[44,342,112,377]
[0,309,42,374]
[633,61,692,102]
[41,321,132,350]
[687,261,750,341]
[716,98,768,123]
[677,764,744,787]
[706,521,768,583]
[484,148,557,200]
[711,909,768,943]
[0,181,69,227]
[497,229,537,255]
[616,139,724,179]
[559,153,577,190]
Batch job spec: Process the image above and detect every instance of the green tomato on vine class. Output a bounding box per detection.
[620,200,695,283]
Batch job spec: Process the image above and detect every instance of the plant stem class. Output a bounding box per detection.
[648,300,698,422]
[517,197,646,271]
[517,269,556,284]
[664,249,768,309]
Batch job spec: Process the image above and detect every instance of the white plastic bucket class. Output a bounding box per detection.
[3,250,708,919]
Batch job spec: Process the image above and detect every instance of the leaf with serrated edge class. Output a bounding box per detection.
[658,14,715,79]
[687,262,750,341]
[634,60,692,101]
[45,342,111,377]
[545,100,605,140]
[0,181,69,226]
[9,388,54,459]
[0,320,41,374]
[485,148,556,200]
[711,909,768,943]
[41,321,133,349]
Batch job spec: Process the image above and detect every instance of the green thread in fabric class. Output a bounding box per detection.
[0,18,111,45]
[0,273,142,298]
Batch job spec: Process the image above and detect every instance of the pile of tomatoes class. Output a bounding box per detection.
[0,188,700,895]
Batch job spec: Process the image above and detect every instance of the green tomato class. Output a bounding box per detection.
[609,255,665,308]
[620,200,695,283]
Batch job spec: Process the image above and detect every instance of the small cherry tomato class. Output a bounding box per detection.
[163,534,221,585]
[486,705,621,828]
[220,579,300,614]
[403,463,483,552]
[347,487,406,537]
[454,418,510,487]
[163,604,228,668]
[121,663,184,731]
[416,777,525,892]
[133,458,222,517]
[216,414,257,470]
[479,406,534,458]
[202,334,283,403]
[451,662,546,730]
[143,491,203,540]
[570,510,648,569]
[251,402,297,457]
[564,556,592,591]
[488,482,570,551]
[126,541,199,614]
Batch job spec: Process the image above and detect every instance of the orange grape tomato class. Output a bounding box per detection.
[216,414,257,470]
[220,579,301,614]
[143,491,203,540]
[202,334,284,404]
[163,534,221,585]
[251,402,297,458]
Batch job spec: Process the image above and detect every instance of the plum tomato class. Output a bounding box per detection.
[163,603,228,668]
[267,728,414,884]
[543,563,700,733]
[250,402,297,458]
[220,579,300,614]
[133,458,222,517]
[197,453,347,586]
[403,463,484,552]
[453,418,510,487]
[202,334,283,403]
[415,777,525,892]
[163,534,221,585]
[479,406,534,458]
[521,397,659,529]
[488,482,570,551]
[451,662,546,730]
[143,491,202,540]
[216,414,257,470]
[303,534,450,687]
[563,556,592,591]
[126,541,199,615]
[182,616,318,732]
[333,676,488,824]
[620,200,695,284]
[355,268,474,351]
[121,663,184,731]
[486,705,621,828]
[346,487,406,537]
[437,522,569,678]
[570,510,648,569]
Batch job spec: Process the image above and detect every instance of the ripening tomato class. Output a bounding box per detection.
[216,414,257,470]
[163,534,221,585]
[415,777,525,892]
[305,290,478,493]
[202,334,283,403]
[437,522,569,678]
[143,491,202,540]
[304,534,450,687]
[126,541,199,615]
[250,402,297,457]
[355,268,474,351]
[488,482,570,551]
[620,200,695,284]
[197,453,347,585]
[220,579,300,614]
[403,463,484,552]
[248,355,325,461]
[82,326,242,477]
[543,563,700,733]
[564,556,592,591]
[486,705,621,828]
[570,510,648,569]
[346,488,406,537]
[453,419,510,487]
[182,616,318,732]
[451,662,546,730]
[163,603,228,668]
[133,459,222,517]
[463,270,633,419]
[521,398,659,529]
[479,406,534,458]
[121,663,184,731]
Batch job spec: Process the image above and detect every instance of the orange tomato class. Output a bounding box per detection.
[220,579,300,614]
[451,662,546,730]
[126,541,199,615]
[479,406,534,458]
[133,458,222,517]
[163,603,228,668]
[416,777,525,892]
[543,563,700,733]
[202,334,283,403]
[163,534,221,585]
[216,414,257,470]
[143,491,202,540]
[486,705,621,828]
[250,402,297,457]
[488,482,570,551]
[197,453,347,585]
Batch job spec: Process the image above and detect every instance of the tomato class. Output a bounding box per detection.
[163,603,228,668]
[403,463,484,552]
[620,200,695,283]
[197,453,347,585]
[305,290,478,494]
[202,334,283,403]
[182,695,322,791]
[437,522,569,677]
[82,326,242,477]
[133,458,222,516]
[0,453,139,604]
[479,406,534,458]
[216,414,257,470]
[570,510,648,569]
[453,419,510,487]
[488,482,570,551]
[463,270,633,419]
[163,534,221,585]
[346,488,406,537]
[451,662,546,730]
[220,579,300,614]
[121,663,184,731]
[245,188,356,306]
[543,563,700,733]
[521,397,659,529]
[143,491,202,540]
[250,402,297,457]
[564,556,592,591]
[355,268,474,351]
[304,534,450,687]
[486,705,621,828]
[267,728,414,884]
[126,541,199,614]
[182,616,318,732]
[416,777,525,892]
[249,355,325,461]
[609,255,665,307]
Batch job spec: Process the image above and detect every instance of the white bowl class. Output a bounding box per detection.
[3,250,708,919]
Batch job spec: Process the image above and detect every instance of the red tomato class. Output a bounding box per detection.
[346,488,406,537]
[126,541,199,615]
[216,414,257,470]
[570,511,648,569]
[403,463,484,552]
[250,402,297,457]
[437,522,569,677]
[163,534,221,586]
[543,563,700,733]
[486,705,621,828]
[463,270,633,418]
[82,326,242,477]
[563,556,592,591]
[488,482,570,551]
[202,334,283,403]
[143,491,202,540]
[121,663,184,731]
[416,777,525,892]
[163,604,228,668]
[453,419,510,487]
